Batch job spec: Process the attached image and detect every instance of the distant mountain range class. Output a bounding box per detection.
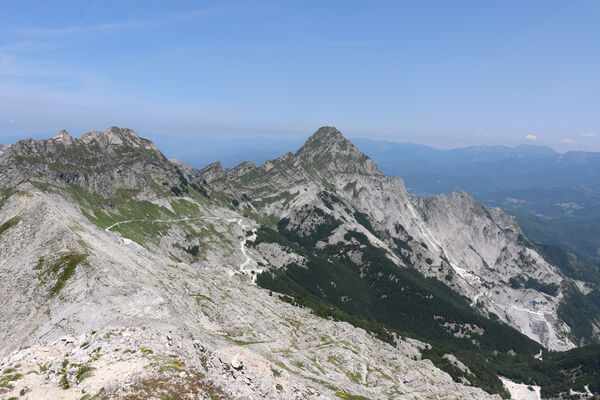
[352,139,599,201]
[350,139,600,262]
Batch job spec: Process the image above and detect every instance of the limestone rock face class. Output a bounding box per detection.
[195,126,382,196]
[0,127,187,198]
[198,161,226,182]
[342,175,573,349]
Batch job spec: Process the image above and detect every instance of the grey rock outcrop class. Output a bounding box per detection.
[170,158,201,180]
[0,127,188,198]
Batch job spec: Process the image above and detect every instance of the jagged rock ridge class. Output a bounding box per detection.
[0,126,188,198]
[195,126,382,196]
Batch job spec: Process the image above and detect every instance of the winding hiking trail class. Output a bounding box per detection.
[229,218,262,283]
[105,217,205,231]
[237,219,257,269]
[106,215,263,283]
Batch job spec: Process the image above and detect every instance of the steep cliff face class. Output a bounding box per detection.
[344,177,571,350]
[0,127,187,198]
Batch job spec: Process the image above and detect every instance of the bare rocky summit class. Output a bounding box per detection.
[0,127,188,198]
[295,126,383,177]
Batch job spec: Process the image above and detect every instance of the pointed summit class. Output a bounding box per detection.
[300,126,346,149]
[53,130,74,145]
[297,126,383,176]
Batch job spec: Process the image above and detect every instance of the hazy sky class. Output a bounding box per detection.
[1,1,599,151]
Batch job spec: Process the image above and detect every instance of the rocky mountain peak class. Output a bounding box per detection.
[198,161,225,183]
[53,129,74,145]
[0,127,186,198]
[79,126,152,150]
[296,126,383,176]
[300,126,345,148]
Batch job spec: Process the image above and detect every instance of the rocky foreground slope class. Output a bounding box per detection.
[0,126,599,399]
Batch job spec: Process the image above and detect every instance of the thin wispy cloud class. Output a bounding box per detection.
[16,8,213,37]
[0,41,52,53]
[525,134,537,141]
[19,26,81,36]
[579,132,597,138]
[324,41,375,47]
[560,138,576,144]
[92,20,149,32]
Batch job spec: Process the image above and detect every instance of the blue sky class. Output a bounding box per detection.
[1,0,599,151]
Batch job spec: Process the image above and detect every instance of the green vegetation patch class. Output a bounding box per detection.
[510,209,600,264]
[334,392,370,400]
[253,206,341,251]
[0,189,16,210]
[33,257,45,270]
[67,185,208,244]
[495,344,600,397]
[0,216,20,236]
[342,181,362,199]
[516,231,600,284]
[252,191,298,210]
[353,211,377,237]
[558,284,600,345]
[508,276,559,297]
[39,253,88,296]
[0,370,22,390]
[76,364,94,383]
[122,370,232,399]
